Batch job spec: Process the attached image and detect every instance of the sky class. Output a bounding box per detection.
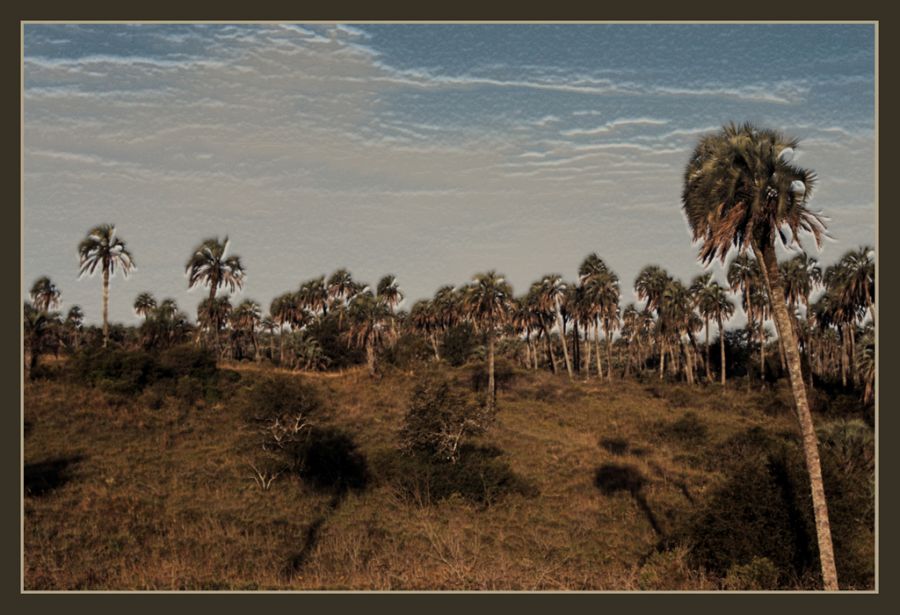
[23,23,876,326]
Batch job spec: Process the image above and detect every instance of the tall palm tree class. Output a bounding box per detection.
[270,292,296,364]
[681,122,836,590]
[462,271,513,410]
[133,292,157,321]
[64,305,84,352]
[409,299,441,361]
[345,290,393,377]
[186,236,245,302]
[197,296,232,355]
[728,254,769,381]
[30,276,61,313]
[232,299,262,361]
[78,224,135,347]
[635,265,671,378]
[24,302,59,376]
[298,276,329,318]
[692,274,735,385]
[376,274,403,310]
[582,265,620,381]
[538,274,573,380]
[186,237,244,351]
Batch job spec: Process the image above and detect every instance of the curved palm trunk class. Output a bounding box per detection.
[554,298,573,380]
[102,266,110,348]
[755,243,838,591]
[718,314,727,386]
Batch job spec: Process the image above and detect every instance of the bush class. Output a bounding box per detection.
[379,445,536,506]
[660,411,708,445]
[70,347,163,396]
[441,323,478,367]
[234,374,322,426]
[677,425,875,589]
[381,333,432,369]
[468,358,517,394]
[399,370,492,463]
[723,557,781,590]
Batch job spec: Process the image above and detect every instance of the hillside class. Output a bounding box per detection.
[23,356,874,591]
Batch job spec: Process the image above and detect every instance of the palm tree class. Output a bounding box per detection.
[133,292,157,321]
[24,302,60,377]
[298,276,329,318]
[77,224,135,347]
[29,276,61,313]
[691,274,735,385]
[681,122,836,590]
[538,274,573,380]
[186,237,244,351]
[345,290,393,377]
[462,271,513,410]
[232,299,262,361]
[270,292,295,364]
[635,265,671,379]
[197,296,232,355]
[582,262,620,382]
[64,305,84,352]
[186,237,245,300]
[410,299,441,361]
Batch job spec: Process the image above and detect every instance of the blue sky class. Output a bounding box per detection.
[23,23,876,325]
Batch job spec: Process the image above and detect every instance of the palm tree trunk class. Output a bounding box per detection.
[759,322,766,383]
[541,321,557,374]
[583,326,592,378]
[573,319,580,374]
[279,323,286,364]
[755,243,838,591]
[366,339,377,377]
[594,324,603,379]
[102,266,110,348]
[554,298,573,380]
[718,315,727,386]
[430,332,441,361]
[704,317,712,383]
[659,339,666,380]
[487,329,496,411]
[840,326,848,388]
[604,318,613,381]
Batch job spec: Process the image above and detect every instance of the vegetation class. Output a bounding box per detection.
[23,123,876,590]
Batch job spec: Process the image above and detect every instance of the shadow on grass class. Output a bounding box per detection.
[24,454,85,497]
[595,462,662,536]
[282,427,370,578]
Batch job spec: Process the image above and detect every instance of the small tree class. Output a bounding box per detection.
[399,371,492,464]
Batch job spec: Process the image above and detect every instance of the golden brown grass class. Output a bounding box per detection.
[23,364,829,590]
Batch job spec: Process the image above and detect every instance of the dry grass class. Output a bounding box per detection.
[23,364,839,590]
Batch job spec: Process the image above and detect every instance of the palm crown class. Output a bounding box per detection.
[185,237,245,300]
[682,122,825,264]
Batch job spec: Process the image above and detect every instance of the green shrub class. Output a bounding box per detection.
[70,347,162,396]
